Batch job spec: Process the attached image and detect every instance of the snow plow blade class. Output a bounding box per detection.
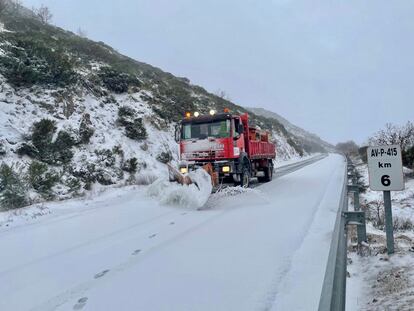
[167,163,193,185]
[167,163,218,187]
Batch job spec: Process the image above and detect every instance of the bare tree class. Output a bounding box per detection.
[369,121,414,151]
[76,27,88,38]
[9,0,22,13]
[335,140,359,156]
[35,4,53,24]
[215,89,231,101]
[0,0,7,15]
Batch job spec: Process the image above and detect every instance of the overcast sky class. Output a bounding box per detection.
[23,0,414,144]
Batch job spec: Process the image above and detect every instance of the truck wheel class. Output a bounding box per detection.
[264,164,273,182]
[240,167,250,188]
[259,162,273,183]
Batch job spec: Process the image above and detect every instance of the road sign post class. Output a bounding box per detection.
[367,145,404,255]
[383,191,394,254]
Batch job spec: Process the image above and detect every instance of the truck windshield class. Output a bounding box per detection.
[182,120,230,140]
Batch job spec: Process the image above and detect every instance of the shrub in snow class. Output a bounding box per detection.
[98,67,141,94]
[0,164,27,210]
[27,161,59,198]
[70,163,97,190]
[393,216,414,232]
[78,113,94,144]
[0,140,6,156]
[112,144,124,156]
[64,176,82,193]
[17,142,39,158]
[52,131,75,164]
[18,119,75,165]
[117,106,148,140]
[125,118,147,140]
[32,119,56,149]
[95,169,115,186]
[402,146,414,169]
[0,35,77,87]
[122,158,138,173]
[117,106,135,125]
[364,200,385,229]
[156,150,172,164]
[94,149,116,167]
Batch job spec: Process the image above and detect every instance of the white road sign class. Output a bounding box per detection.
[367,145,404,191]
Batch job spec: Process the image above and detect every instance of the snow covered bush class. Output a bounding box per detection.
[117,106,147,140]
[122,157,138,173]
[70,163,97,190]
[125,118,147,140]
[393,216,414,232]
[0,34,77,87]
[364,200,385,229]
[0,163,27,210]
[98,67,141,94]
[78,113,94,144]
[402,146,414,169]
[94,149,116,167]
[27,161,59,198]
[156,150,172,164]
[0,140,6,156]
[52,131,76,164]
[17,119,76,165]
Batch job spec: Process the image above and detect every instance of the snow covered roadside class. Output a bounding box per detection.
[346,162,414,311]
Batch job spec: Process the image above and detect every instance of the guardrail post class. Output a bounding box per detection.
[347,179,367,245]
[344,211,367,244]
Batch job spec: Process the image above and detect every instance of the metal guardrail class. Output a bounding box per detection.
[318,156,349,311]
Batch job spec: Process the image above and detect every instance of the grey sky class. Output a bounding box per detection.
[23,0,414,144]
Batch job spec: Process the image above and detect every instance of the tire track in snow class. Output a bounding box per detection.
[29,203,250,311]
[0,209,178,278]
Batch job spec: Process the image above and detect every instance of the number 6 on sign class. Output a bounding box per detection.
[381,175,391,187]
[367,145,404,191]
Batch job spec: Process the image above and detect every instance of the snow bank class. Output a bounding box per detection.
[146,168,212,208]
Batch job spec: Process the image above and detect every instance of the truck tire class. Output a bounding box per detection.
[259,161,273,183]
[264,164,273,182]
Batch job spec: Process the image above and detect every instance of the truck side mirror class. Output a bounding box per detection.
[238,124,244,134]
[175,125,180,142]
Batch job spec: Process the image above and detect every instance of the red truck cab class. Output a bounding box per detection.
[175,111,276,187]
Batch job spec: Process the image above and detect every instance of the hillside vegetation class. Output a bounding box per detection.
[0,4,326,210]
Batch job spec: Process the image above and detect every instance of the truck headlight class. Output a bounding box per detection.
[180,167,188,174]
[222,166,230,173]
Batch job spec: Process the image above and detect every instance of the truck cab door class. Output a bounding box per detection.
[233,118,245,152]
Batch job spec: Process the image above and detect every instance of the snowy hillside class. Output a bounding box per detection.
[248,107,334,153]
[0,4,309,208]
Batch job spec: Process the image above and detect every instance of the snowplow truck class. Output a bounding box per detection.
[171,110,276,188]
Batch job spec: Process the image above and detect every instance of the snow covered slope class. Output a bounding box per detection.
[0,154,346,311]
[0,5,309,207]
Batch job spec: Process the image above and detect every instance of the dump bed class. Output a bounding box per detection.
[240,114,276,160]
[248,140,276,159]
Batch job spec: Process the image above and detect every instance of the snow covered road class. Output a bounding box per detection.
[0,154,346,311]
